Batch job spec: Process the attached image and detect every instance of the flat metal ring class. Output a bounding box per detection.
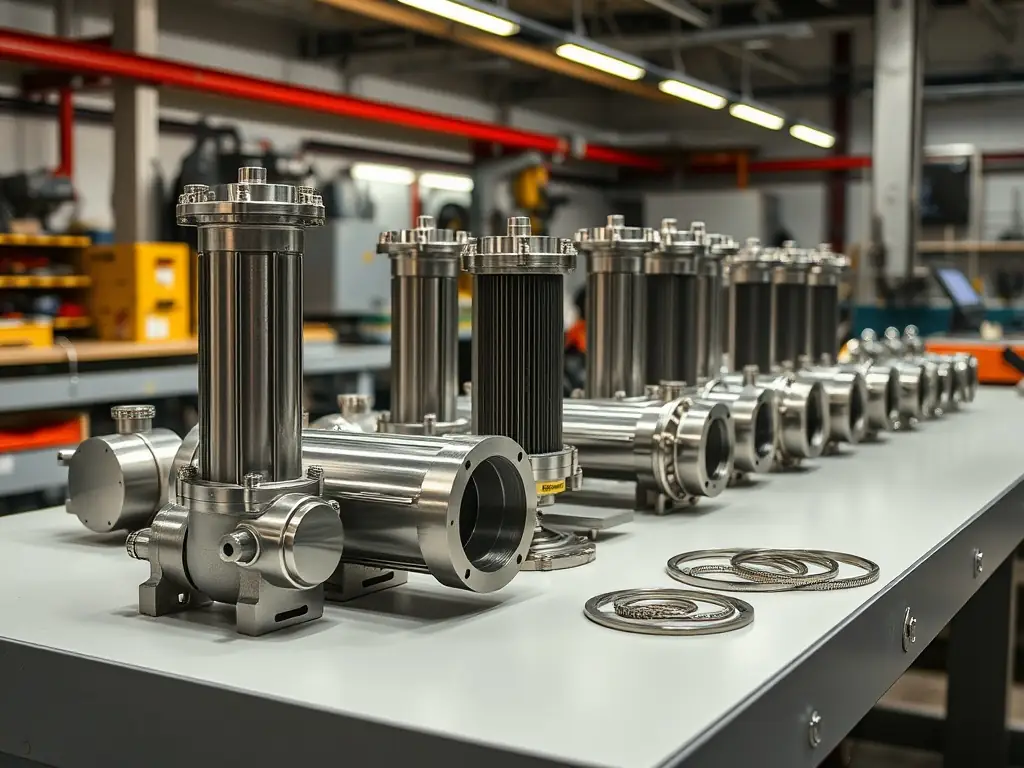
[666,548,839,592]
[736,549,880,591]
[584,588,754,636]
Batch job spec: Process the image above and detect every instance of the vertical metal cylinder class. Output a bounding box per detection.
[378,215,468,432]
[644,219,700,387]
[699,231,737,381]
[463,218,575,456]
[771,243,811,368]
[178,168,324,484]
[576,215,656,399]
[806,244,847,362]
[726,238,776,373]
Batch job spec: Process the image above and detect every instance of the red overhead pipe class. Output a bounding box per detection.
[0,29,665,171]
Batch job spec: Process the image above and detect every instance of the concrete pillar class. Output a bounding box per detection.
[871,0,925,281]
[113,0,159,243]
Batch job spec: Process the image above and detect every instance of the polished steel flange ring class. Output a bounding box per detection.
[584,588,754,636]
[732,549,880,591]
[667,548,839,592]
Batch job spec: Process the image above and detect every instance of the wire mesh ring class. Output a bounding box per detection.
[585,588,754,636]
[666,548,840,592]
[732,549,880,591]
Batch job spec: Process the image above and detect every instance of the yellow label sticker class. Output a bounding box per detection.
[536,480,567,496]
[362,251,375,264]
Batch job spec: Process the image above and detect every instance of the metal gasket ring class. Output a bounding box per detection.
[612,594,733,622]
[666,548,839,592]
[733,549,880,591]
[584,588,754,636]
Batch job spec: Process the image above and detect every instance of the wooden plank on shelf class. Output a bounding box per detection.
[52,317,91,330]
[918,241,1024,254]
[0,234,90,248]
[0,325,337,367]
[0,275,91,289]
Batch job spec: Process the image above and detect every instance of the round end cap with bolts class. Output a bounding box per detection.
[176,166,325,228]
[226,493,344,590]
[378,215,470,275]
[575,214,658,253]
[461,216,576,274]
[668,399,734,500]
[775,377,829,460]
[646,219,699,274]
[729,386,777,475]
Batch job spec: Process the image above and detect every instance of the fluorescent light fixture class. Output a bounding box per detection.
[396,0,520,36]
[350,163,416,185]
[555,43,645,81]
[728,102,785,130]
[789,123,836,149]
[419,172,475,192]
[658,79,727,110]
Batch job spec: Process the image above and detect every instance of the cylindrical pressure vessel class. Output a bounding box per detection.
[377,215,469,434]
[577,215,656,399]
[643,219,700,387]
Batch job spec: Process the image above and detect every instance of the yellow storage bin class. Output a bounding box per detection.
[0,319,53,348]
[84,243,191,342]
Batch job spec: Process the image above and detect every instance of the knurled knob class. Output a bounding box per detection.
[111,404,156,419]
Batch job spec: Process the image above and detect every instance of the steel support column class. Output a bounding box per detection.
[871,0,925,281]
[827,31,851,252]
[112,0,159,243]
[944,554,1014,767]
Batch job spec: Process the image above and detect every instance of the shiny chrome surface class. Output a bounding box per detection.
[561,397,734,506]
[577,215,656,399]
[725,373,829,463]
[65,425,182,534]
[799,368,869,445]
[380,216,468,431]
[301,430,535,592]
[698,379,776,474]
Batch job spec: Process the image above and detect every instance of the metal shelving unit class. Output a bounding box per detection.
[0,445,75,496]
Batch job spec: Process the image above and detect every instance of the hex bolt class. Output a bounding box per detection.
[742,364,760,387]
[126,528,152,561]
[808,710,822,748]
[423,413,437,435]
[56,448,76,466]
[219,529,259,565]
[973,549,984,577]
[902,607,917,652]
[306,465,324,482]
[243,472,263,489]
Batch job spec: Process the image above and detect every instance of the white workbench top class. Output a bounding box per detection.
[1,389,1023,767]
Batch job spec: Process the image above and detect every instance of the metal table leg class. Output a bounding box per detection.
[945,554,1015,767]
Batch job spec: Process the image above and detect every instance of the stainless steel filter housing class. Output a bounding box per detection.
[63,405,183,533]
[576,215,657,399]
[302,430,535,593]
[829,358,901,436]
[561,394,734,513]
[378,215,470,435]
[852,331,928,426]
[726,238,776,374]
[770,241,812,369]
[128,168,344,636]
[805,244,848,362]
[695,374,776,475]
[462,216,592,570]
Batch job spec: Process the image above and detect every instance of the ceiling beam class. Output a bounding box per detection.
[315,0,679,105]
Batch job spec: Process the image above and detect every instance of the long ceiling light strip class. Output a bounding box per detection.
[789,123,836,149]
[351,163,416,184]
[728,102,786,130]
[396,0,520,36]
[555,43,646,81]
[658,79,727,110]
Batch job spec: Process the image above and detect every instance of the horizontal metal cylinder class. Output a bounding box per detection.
[799,368,869,445]
[698,381,776,474]
[725,374,829,460]
[66,429,182,533]
[561,398,733,500]
[835,362,901,434]
[300,430,535,593]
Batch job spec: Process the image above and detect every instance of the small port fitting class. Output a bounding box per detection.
[218,529,259,565]
[126,528,152,561]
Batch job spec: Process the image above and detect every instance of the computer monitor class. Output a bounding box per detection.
[933,266,985,333]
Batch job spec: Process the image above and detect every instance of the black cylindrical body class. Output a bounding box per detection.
[773,283,809,367]
[472,274,562,454]
[729,283,773,372]
[808,285,840,361]
[646,274,699,385]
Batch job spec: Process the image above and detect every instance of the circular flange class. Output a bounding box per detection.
[522,525,595,571]
[461,216,576,274]
[176,167,324,227]
[584,588,754,636]
[733,549,880,592]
